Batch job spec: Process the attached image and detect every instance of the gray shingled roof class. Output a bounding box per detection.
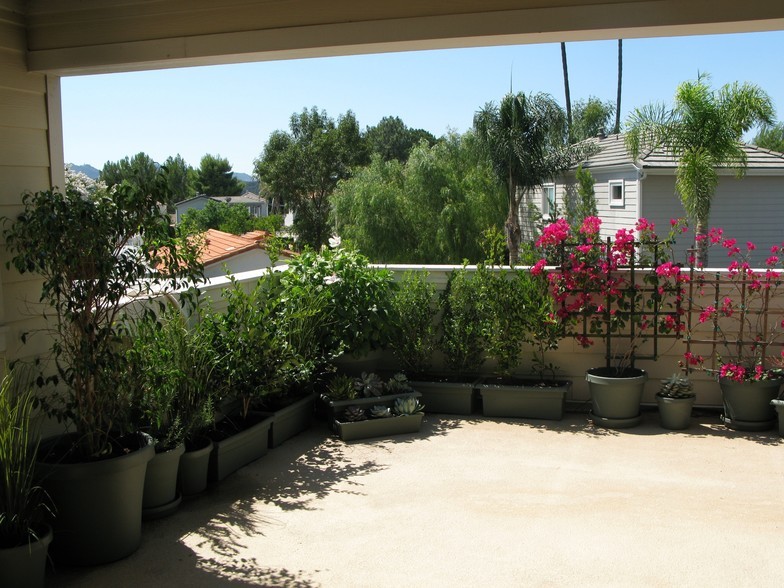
[210,192,266,204]
[576,133,784,172]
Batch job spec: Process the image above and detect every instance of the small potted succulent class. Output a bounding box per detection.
[320,372,422,425]
[334,394,426,442]
[656,374,695,430]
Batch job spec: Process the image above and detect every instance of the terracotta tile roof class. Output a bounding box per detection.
[199,228,296,266]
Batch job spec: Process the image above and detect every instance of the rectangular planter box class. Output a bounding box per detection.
[409,378,477,415]
[323,392,423,427]
[208,414,273,482]
[479,379,571,420]
[335,413,424,441]
[258,393,315,448]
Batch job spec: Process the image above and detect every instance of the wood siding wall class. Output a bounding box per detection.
[0,1,54,364]
[641,174,784,266]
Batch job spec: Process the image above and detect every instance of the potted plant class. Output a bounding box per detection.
[683,230,784,431]
[321,372,423,426]
[125,302,218,513]
[534,216,688,428]
[334,394,426,441]
[3,180,203,565]
[479,269,570,420]
[0,368,52,588]
[202,274,291,481]
[656,374,695,430]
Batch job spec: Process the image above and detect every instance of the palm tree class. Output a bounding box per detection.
[474,92,590,265]
[625,73,774,265]
[561,42,572,138]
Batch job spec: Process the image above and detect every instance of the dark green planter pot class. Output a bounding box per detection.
[656,396,695,430]
[36,433,154,566]
[178,436,213,496]
[258,393,315,448]
[479,379,570,420]
[208,415,273,482]
[410,379,476,415]
[324,392,423,429]
[586,367,647,428]
[335,413,424,441]
[0,525,52,588]
[142,443,185,520]
[719,377,782,431]
[771,399,784,437]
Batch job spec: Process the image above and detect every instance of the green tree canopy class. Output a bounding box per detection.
[196,154,245,197]
[100,152,159,194]
[332,131,506,263]
[570,97,615,143]
[626,73,775,264]
[474,92,592,265]
[255,107,368,250]
[179,200,283,236]
[365,116,437,162]
[753,122,784,153]
[160,154,196,203]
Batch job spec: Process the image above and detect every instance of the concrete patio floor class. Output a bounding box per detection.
[47,411,784,587]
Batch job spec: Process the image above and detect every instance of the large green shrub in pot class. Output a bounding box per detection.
[389,271,439,375]
[124,302,218,451]
[440,265,489,375]
[3,181,204,459]
[281,242,395,363]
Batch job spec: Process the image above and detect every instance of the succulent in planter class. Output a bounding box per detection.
[343,406,368,422]
[657,374,695,399]
[369,405,392,419]
[394,395,425,416]
[326,374,357,401]
[355,372,384,398]
[385,373,414,395]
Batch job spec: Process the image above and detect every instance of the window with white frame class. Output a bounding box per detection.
[609,179,625,208]
[542,184,556,217]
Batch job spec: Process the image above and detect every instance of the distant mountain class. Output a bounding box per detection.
[233,172,254,182]
[67,163,100,179]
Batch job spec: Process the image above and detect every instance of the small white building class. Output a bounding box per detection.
[523,134,784,264]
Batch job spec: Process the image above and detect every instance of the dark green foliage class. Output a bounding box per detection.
[100,152,158,194]
[332,132,505,263]
[3,181,204,458]
[365,115,437,162]
[753,122,784,153]
[160,154,197,204]
[565,165,598,230]
[255,107,368,250]
[389,272,439,374]
[196,154,245,197]
[480,269,532,376]
[179,199,283,236]
[570,97,615,143]
[440,266,488,374]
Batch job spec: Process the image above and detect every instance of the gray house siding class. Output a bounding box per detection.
[642,173,784,266]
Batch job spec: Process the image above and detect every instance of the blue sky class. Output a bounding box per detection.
[62,30,784,175]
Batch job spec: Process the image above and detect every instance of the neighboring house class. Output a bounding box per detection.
[198,228,294,279]
[523,133,784,265]
[174,192,269,224]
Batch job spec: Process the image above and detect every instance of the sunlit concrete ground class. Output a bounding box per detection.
[47,410,784,587]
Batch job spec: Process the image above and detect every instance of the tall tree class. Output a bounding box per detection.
[100,152,158,193]
[571,97,615,142]
[196,154,245,197]
[753,122,784,153]
[626,73,774,264]
[366,116,436,162]
[614,39,623,134]
[474,92,591,265]
[255,107,367,249]
[160,154,196,204]
[561,43,572,139]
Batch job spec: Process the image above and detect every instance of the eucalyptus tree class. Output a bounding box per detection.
[625,74,774,264]
[474,92,591,265]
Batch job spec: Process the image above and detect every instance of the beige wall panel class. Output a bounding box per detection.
[0,12,24,51]
[0,165,51,205]
[0,127,50,167]
[0,87,48,129]
[0,50,47,93]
